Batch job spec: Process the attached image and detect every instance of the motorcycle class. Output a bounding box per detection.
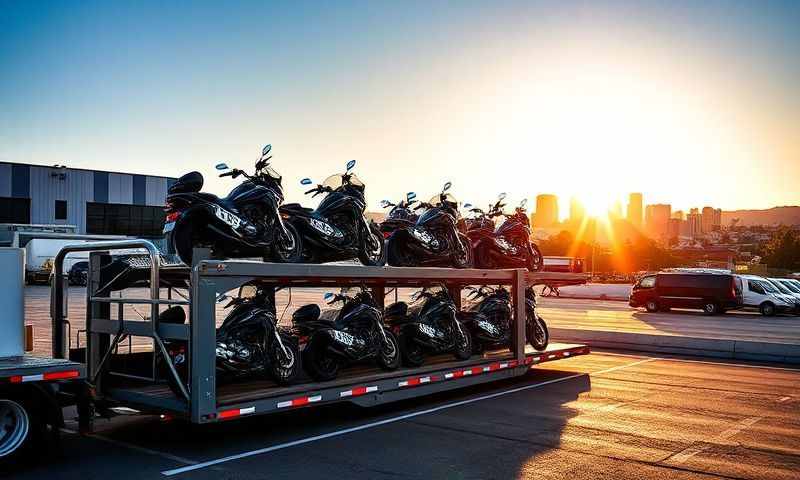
[383,285,473,367]
[159,283,300,396]
[164,144,302,266]
[465,194,543,272]
[378,191,419,239]
[386,182,473,268]
[280,160,386,266]
[458,285,549,352]
[292,287,400,381]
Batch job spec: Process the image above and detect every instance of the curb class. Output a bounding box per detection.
[541,295,629,302]
[551,328,800,365]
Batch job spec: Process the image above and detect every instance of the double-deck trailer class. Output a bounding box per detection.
[4,239,589,464]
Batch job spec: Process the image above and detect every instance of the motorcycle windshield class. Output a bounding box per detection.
[322,173,366,203]
[428,192,458,206]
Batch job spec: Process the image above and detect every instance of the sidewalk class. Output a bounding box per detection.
[538,283,631,301]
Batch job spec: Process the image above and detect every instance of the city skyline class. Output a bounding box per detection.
[2,1,799,213]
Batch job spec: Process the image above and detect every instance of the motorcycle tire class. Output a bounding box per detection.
[358,223,387,266]
[273,223,304,264]
[453,325,473,360]
[376,329,401,371]
[527,313,549,351]
[172,219,202,266]
[387,233,414,267]
[454,234,474,269]
[268,333,300,385]
[302,336,340,382]
[399,331,425,367]
[527,244,544,272]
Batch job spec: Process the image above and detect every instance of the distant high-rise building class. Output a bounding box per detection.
[713,208,722,230]
[569,197,585,225]
[672,210,685,220]
[645,204,671,239]
[534,194,559,228]
[627,193,643,228]
[701,206,715,233]
[609,200,623,220]
[687,208,702,238]
[667,218,681,241]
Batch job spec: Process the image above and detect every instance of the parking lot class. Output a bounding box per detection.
[6,350,799,479]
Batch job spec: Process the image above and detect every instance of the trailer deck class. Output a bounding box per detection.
[0,356,85,383]
[48,241,589,426]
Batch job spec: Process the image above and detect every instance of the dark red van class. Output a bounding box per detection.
[629,272,743,315]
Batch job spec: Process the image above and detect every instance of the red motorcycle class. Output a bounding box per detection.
[465,195,543,272]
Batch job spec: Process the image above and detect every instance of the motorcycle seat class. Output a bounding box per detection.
[292,304,321,323]
[280,203,313,215]
[384,301,408,318]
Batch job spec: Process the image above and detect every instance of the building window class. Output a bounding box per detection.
[55,200,68,220]
[0,197,31,223]
[86,202,166,237]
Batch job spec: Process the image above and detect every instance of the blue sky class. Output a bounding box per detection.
[1,0,798,214]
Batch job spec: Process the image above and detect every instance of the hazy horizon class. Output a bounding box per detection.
[2,1,798,217]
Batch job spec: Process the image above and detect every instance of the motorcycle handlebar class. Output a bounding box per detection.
[219,170,236,178]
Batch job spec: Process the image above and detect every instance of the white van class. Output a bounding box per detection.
[25,238,91,284]
[768,278,800,308]
[736,274,796,316]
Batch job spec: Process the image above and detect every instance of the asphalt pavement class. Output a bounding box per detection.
[5,351,799,480]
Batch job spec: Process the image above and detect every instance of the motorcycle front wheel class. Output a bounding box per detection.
[454,234,474,269]
[302,336,340,381]
[527,244,544,272]
[358,223,387,266]
[399,331,425,367]
[273,223,304,264]
[527,314,549,351]
[376,329,400,371]
[453,325,473,360]
[268,333,300,384]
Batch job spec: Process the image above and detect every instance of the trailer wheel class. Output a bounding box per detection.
[0,394,42,467]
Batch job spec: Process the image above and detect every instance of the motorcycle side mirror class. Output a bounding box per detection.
[215,163,229,171]
[498,192,507,201]
[463,203,473,209]
[346,159,356,171]
[216,293,230,303]
[380,200,391,208]
[300,178,313,185]
[262,144,272,156]
[519,198,528,208]
[323,292,335,301]
[406,191,417,202]
[442,182,452,192]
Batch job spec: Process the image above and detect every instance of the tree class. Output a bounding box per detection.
[763,227,800,270]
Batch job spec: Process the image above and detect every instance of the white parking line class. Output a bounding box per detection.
[161,358,654,476]
[667,416,763,464]
[595,351,800,372]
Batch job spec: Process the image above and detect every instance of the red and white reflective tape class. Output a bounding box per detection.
[8,370,80,383]
[277,394,322,409]
[218,406,255,419]
[340,385,378,398]
[398,375,433,388]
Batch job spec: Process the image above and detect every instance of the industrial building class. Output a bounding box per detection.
[0,161,176,242]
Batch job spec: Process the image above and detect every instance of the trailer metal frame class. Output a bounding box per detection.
[51,240,589,425]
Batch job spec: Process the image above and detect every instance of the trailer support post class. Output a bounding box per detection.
[512,269,526,363]
[191,264,218,422]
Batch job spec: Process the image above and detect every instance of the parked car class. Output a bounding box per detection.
[629,271,742,315]
[68,261,89,286]
[774,278,800,296]
[766,278,800,313]
[736,274,796,316]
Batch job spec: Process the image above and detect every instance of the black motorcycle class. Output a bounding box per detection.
[386,182,473,268]
[280,160,386,266]
[378,192,419,238]
[458,285,549,352]
[159,283,300,395]
[466,195,543,272]
[292,287,400,381]
[384,285,472,367]
[164,144,302,265]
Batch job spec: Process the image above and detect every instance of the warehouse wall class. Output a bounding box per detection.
[0,162,175,234]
